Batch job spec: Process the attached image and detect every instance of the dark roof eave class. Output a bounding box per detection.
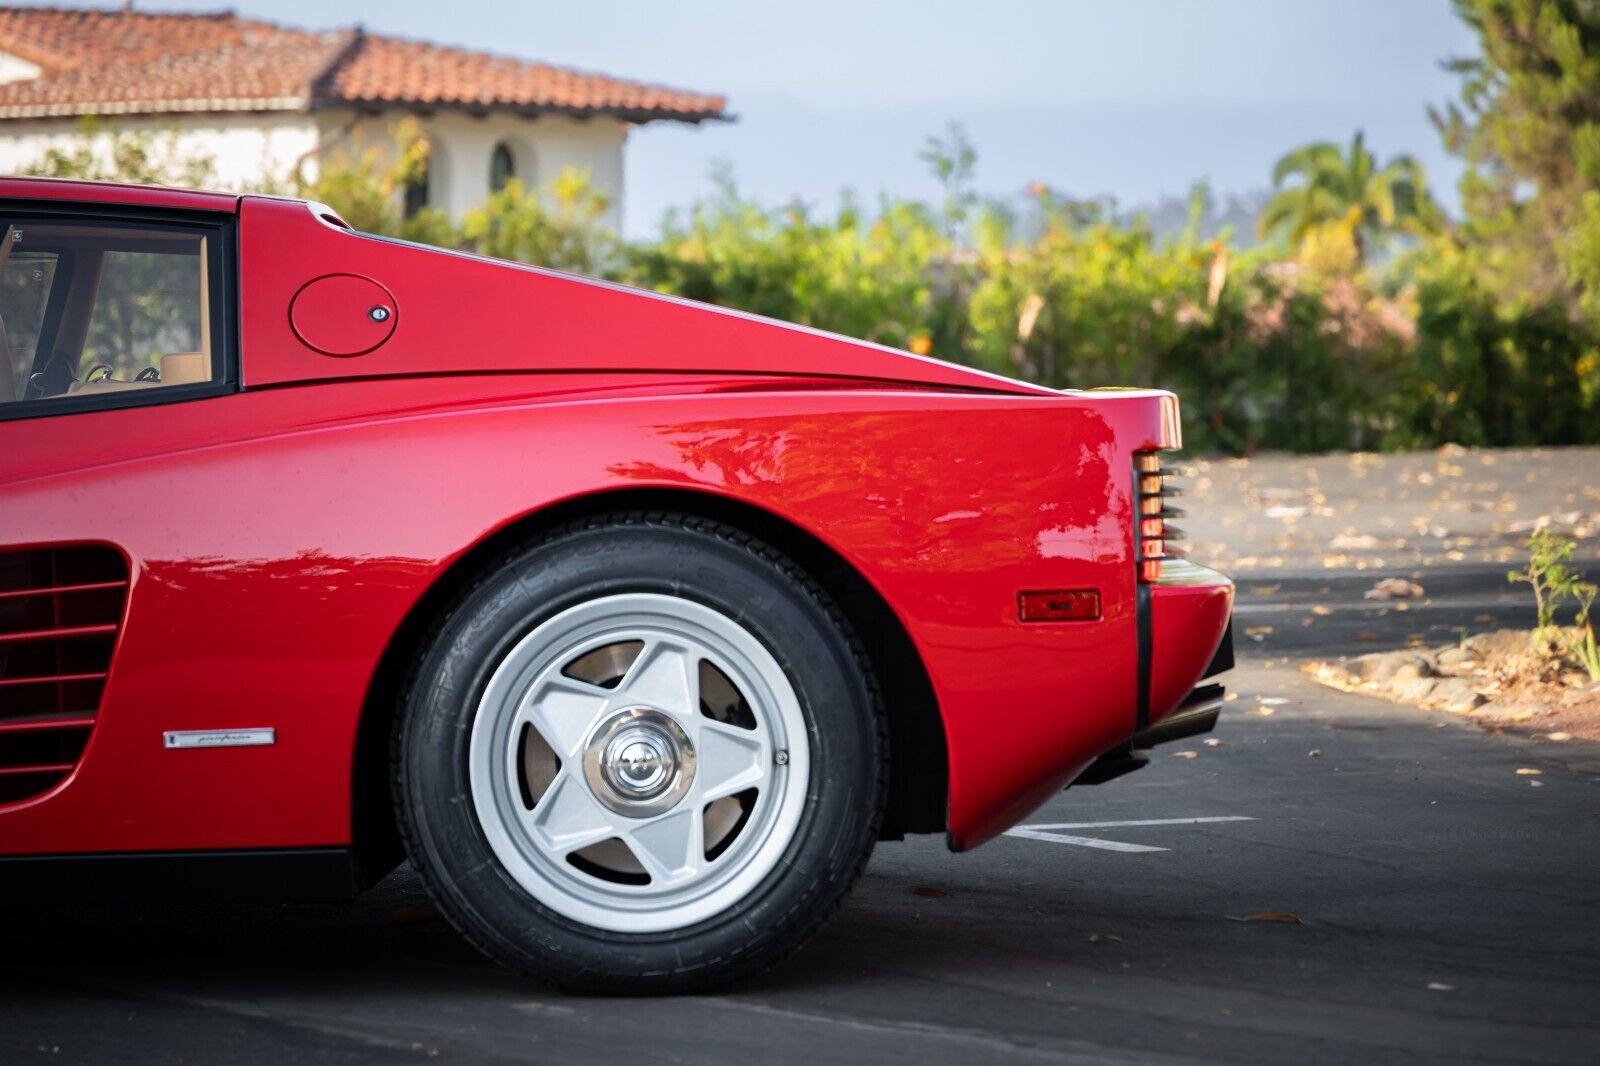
[0,96,309,120]
[306,96,729,124]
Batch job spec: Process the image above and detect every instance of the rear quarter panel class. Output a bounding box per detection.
[0,377,1163,853]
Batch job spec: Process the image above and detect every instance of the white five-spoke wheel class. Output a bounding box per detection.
[394,515,885,992]
[468,593,811,932]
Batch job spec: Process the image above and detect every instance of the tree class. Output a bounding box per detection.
[295,118,454,245]
[917,122,978,246]
[1257,131,1440,266]
[459,169,617,275]
[1433,0,1600,323]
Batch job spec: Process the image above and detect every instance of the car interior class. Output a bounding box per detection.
[0,220,214,409]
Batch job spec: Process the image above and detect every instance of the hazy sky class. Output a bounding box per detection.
[115,0,1479,235]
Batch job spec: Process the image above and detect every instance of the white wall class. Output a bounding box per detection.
[0,51,41,85]
[0,113,319,191]
[318,109,629,231]
[0,107,630,230]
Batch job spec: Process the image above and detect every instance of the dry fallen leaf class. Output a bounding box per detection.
[1226,912,1303,924]
[1203,738,1220,747]
[1259,697,1289,705]
[1310,604,1334,616]
[911,886,947,898]
[1426,982,1455,992]
[1515,767,1542,775]
[1254,707,1276,716]
[1308,749,1323,757]
[1365,577,1425,600]
[1473,614,1495,623]
[1547,732,1572,741]
[1172,750,1199,759]
[1529,780,1545,788]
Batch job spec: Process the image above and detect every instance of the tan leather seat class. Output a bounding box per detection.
[66,377,161,395]
[64,352,211,395]
[160,352,208,384]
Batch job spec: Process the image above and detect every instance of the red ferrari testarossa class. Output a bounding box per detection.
[0,177,1232,990]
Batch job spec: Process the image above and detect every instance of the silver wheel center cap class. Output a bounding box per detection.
[584,708,695,816]
[606,732,672,795]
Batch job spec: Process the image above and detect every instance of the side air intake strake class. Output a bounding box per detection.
[0,545,128,805]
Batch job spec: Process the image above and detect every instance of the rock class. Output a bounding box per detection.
[1392,657,1437,682]
[1436,646,1476,667]
[1429,678,1486,712]
[1350,651,1432,682]
[1474,699,1550,722]
[1465,630,1533,659]
[1344,654,1384,680]
[1395,677,1438,701]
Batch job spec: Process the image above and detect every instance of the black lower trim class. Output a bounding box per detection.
[1135,582,1152,731]
[1073,748,1149,786]
[1132,683,1224,748]
[1074,682,1225,789]
[1203,619,1235,679]
[0,847,361,904]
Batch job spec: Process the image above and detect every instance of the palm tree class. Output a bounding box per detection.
[1257,131,1440,264]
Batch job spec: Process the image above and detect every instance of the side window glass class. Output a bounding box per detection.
[0,218,222,411]
[0,236,56,404]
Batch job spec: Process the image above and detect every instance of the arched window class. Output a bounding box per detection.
[489,142,515,192]
[402,156,431,218]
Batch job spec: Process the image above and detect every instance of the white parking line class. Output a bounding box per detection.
[1003,816,1256,852]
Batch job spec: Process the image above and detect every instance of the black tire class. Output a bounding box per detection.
[392,512,887,992]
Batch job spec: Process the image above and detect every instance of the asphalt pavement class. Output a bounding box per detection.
[3,447,1598,1064]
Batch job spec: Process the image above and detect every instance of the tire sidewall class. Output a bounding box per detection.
[397,518,880,987]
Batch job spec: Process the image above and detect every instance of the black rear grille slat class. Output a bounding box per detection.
[0,545,126,806]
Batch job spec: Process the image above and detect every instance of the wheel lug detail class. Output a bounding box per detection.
[774,749,789,766]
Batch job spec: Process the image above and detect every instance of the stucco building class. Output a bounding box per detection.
[0,5,726,230]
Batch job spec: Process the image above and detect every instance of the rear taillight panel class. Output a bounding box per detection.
[1135,451,1186,583]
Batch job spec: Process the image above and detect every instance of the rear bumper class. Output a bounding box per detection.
[1074,560,1233,787]
[1146,559,1234,727]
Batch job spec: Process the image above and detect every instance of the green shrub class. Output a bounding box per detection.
[18,120,1599,455]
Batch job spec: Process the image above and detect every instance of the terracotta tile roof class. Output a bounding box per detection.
[322,35,725,119]
[0,6,726,122]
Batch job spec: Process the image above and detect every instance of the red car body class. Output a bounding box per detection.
[0,178,1231,892]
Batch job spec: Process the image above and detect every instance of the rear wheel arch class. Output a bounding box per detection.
[351,487,948,887]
